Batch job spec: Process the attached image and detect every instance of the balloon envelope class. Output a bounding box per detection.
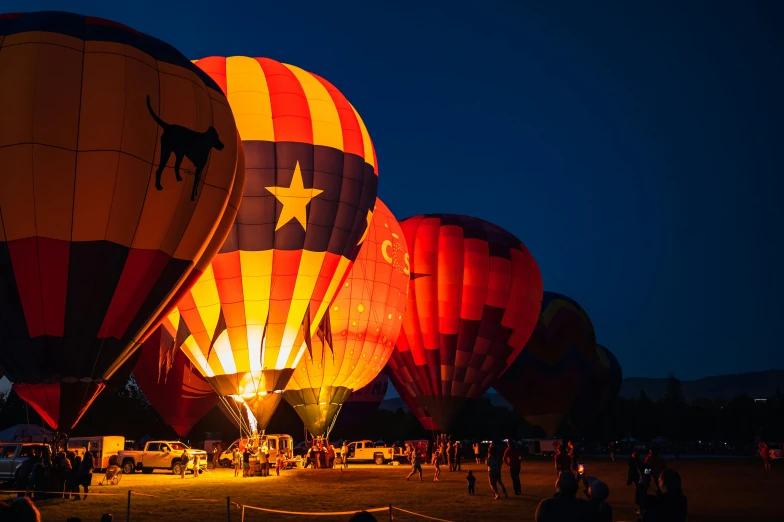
[388,214,543,432]
[494,291,597,436]
[133,324,219,438]
[283,199,409,435]
[0,12,242,430]
[173,57,379,431]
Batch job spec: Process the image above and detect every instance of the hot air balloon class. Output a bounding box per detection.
[494,291,597,436]
[0,12,242,431]
[568,343,621,433]
[283,199,408,436]
[386,369,440,432]
[388,215,543,433]
[133,323,219,438]
[172,56,378,434]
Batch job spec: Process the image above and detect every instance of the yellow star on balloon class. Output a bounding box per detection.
[265,162,323,231]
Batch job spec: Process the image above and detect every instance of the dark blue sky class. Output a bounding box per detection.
[9,1,784,380]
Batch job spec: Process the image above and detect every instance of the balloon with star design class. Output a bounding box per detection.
[388,214,543,433]
[171,57,378,432]
[283,199,409,436]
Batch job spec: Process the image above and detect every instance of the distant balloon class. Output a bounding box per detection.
[173,56,378,432]
[283,199,408,436]
[388,214,543,432]
[494,291,597,436]
[133,324,218,438]
[0,12,242,430]
[569,343,621,432]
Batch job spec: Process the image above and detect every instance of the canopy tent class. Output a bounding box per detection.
[0,424,53,442]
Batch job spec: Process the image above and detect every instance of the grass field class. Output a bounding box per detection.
[2,458,782,521]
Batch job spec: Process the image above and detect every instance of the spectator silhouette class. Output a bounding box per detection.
[638,468,687,522]
[348,510,377,521]
[534,471,586,522]
[582,476,612,522]
[6,497,42,522]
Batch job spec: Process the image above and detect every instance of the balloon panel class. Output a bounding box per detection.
[0,12,241,404]
[172,57,378,430]
[389,214,543,431]
[386,369,440,431]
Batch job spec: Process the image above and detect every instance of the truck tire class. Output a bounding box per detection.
[374,454,385,465]
[122,461,136,475]
[172,461,183,475]
[219,458,232,468]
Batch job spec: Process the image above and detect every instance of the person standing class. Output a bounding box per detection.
[609,441,616,463]
[486,447,508,499]
[258,446,268,477]
[341,442,349,468]
[503,440,523,496]
[567,441,578,473]
[180,450,189,479]
[446,439,453,472]
[77,450,94,499]
[456,441,462,471]
[276,451,285,475]
[466,470,476,494]
[473,442,481,464]
[327,444,336,469]
[193,454,200,478]
[233,447,242,477]
[242,447,251,477]
[406,450,423,481]
[432,451,441,482]
[554,444,569,476]
[759,441,771,470]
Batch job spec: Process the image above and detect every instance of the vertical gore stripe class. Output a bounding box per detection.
[349,103,376,172]
[190,56,227,95]
[225,56,274,141]
[38,238,70,336]
[282,64,343,151]
[255,58,313,144]
[8,238,45,337]
[312,73,365,159]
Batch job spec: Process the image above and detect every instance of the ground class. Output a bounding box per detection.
[2,458,782,521]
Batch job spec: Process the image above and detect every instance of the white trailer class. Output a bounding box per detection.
[68,436,125,471]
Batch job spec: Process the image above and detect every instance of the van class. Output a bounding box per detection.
[68,436,125,471]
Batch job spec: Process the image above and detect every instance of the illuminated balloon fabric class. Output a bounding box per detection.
[386,368,440,431]
[133,324,218,438]
[174,56,378,430]
[493,291,597,435]
[388,214,543,432]
[0,13,241,430]
[283,199,408,435]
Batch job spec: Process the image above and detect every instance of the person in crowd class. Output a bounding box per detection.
[637,468,687,522]
[503,439,523,495]
[534,470,585,521]
[258,446,268,477]
[473,442,481,464]
[193,454,200,478]
[212,442,221,470]
[348,511,377,522]
[180,450,189,479]
[627,451,642,486]
[644,448,666,481]
[486,446,508,499]
[466,470,476,495]
[15,450,36,498]
[319,444,327,469]
[77,450,94,500]
[581,476,612,522]
[327,444,336,469]
[233,446,242,477]
[758,440,771,470]
[404,443,411,465]
[242,447,251,477]
[554,443,570,476]
[276,450,286,475]
[567,441,579,472]
[342,442,349,468]
[446,438,453,472]
[455,440,462,471]
[5,496,42,522]
[432,450,441,481]
[609,441,616,463]
[68,455,82,499]
[304,445,313,469]
[405,450,423,481]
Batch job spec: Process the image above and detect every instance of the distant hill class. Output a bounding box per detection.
[620,370,784,402]
[381,370,784,412]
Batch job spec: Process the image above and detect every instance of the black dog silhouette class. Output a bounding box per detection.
[146,95,224,200]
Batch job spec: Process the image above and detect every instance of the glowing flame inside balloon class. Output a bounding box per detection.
[243,402,258,434]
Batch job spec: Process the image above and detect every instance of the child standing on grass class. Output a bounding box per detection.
[467,470,476,495]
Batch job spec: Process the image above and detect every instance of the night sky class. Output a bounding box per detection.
[3,0,783,386]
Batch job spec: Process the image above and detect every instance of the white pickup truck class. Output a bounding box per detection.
[118,441,207,475]
[338,440,407,465]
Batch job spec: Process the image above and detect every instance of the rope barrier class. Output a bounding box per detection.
[242,504,389,516]
[392,507,454,521]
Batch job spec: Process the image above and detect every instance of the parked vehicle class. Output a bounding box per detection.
[520,438,563,457]
[117,441,207,475]
[68,436,124,471]
[337,440,406,465]
[0,442,48,485]
[768,443,783,462]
